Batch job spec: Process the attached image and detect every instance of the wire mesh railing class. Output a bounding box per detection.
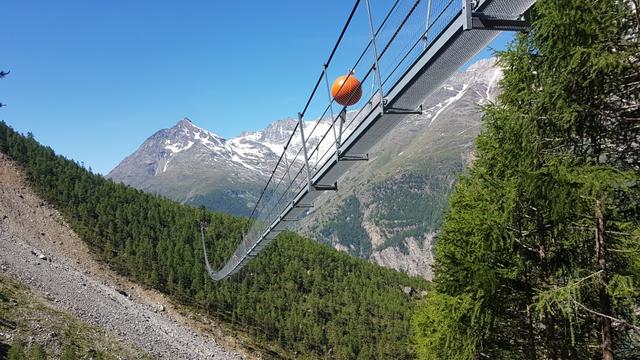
[208,0,466,279]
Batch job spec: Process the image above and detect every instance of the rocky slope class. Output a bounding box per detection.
[108,58,502,279]
[0,154,247,360]
[0,273,151,359]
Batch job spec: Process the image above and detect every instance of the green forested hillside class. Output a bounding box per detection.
[0,123,427,359]
[413,0,640,359]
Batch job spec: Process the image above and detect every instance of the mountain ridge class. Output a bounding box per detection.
[108,114,337,216]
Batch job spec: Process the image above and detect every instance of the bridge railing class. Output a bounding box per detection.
[212,0,465,278]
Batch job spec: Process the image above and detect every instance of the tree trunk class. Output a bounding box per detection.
[595,199,614,360]
[526,306,537,360]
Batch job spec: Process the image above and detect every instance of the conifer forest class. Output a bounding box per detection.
[412,0,640,359]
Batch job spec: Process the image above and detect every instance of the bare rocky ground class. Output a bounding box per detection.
[0,154,249,359]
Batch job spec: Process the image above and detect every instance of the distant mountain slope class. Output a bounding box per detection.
[108,117,335,216]
[108,118,271,216]
[108,58,501,278]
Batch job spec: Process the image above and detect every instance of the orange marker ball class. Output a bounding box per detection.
[331,73,362,106]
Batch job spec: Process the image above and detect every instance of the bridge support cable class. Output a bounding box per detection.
[323,65,341,159]
[239,0,364,232]
[337,108,346,152]
[365,0,386,115]
[424,0,433,48]
[298,112,313,191]
[203,0,537,281]
[463,0,477,30]
[200,221,224,281]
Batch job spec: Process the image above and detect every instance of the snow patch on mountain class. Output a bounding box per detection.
[165,141,194,154]
[428,84,469,127]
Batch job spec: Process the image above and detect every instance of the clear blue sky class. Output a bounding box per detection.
[1,0,513,174]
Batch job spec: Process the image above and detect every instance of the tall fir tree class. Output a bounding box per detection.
[413,0,640,359]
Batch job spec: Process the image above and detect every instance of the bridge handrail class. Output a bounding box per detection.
[202,0,538,280]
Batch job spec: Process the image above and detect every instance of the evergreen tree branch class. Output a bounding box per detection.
[572,300,640,335]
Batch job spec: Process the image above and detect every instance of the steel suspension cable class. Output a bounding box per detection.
[243,0,362,229]
[377,0,422,61]
[277,0,421,179]
[292,0,404,148]
[300,0,362,118]
[224,0,441,276]
[256,0,406,190]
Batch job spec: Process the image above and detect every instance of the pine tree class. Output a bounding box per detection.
[413,0,640,359]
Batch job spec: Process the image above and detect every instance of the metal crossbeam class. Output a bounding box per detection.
[470,14,529,31]
[339,154,369,161]
[385,105,424,115]
[464,0,529,32]
[314,183,338,191]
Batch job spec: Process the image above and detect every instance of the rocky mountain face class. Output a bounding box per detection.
[108,58,502,279]
[109,118,268,215]
[108,117,333,216]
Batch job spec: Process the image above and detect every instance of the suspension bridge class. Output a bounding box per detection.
[202,0,536,281]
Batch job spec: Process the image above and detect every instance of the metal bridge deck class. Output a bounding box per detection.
[205,0,536,280]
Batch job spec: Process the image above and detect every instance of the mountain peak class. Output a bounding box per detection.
[176,117,194,127]
[171,117,225,140]
[465,57,497,72]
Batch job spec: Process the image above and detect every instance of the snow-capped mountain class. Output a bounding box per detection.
[108,116,337,216]
[108,58,503,278]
